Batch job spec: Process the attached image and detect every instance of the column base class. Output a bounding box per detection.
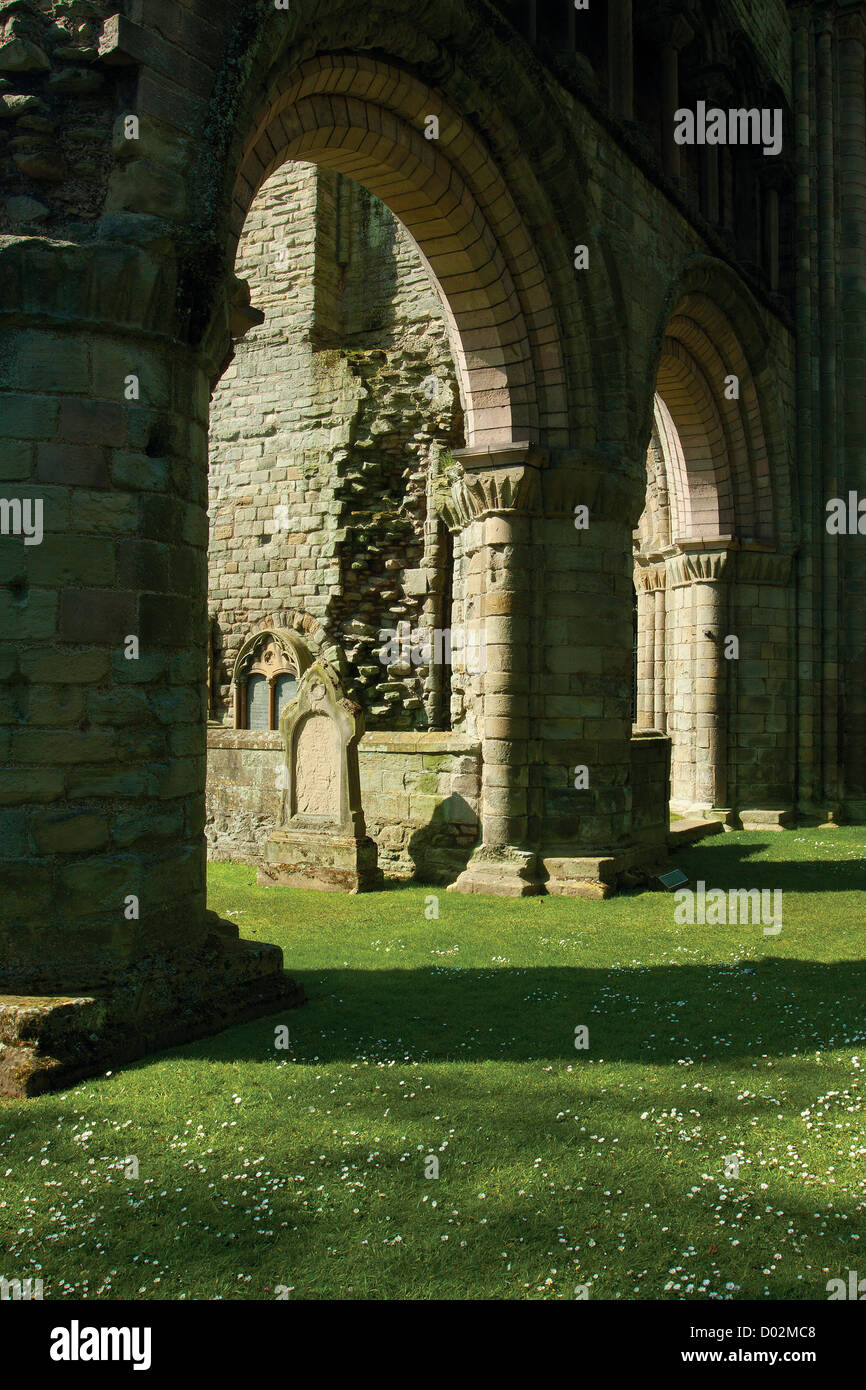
[0,914,305,1099]
[448,845,544,897]
[448,842,675,898]
[541,844,672,899]
[258,828,383,893]
[735,807,796,831]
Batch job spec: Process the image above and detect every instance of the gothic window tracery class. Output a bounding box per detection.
[231,630,313,731]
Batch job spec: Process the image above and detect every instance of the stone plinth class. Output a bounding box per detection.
[541,846,672,899]
[0,914,305,1099]
[449,845,543,897]
[259,827,382,893]
[258,661,382,893]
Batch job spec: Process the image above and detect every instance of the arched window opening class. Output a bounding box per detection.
[232,630,313,731]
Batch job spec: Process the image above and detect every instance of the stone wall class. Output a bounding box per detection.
[630,732,671,844]
[208,159,463,734]
[206,726,480,882]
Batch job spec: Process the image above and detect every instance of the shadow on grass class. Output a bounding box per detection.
[668,837,866,893]
[145,956,866,1068]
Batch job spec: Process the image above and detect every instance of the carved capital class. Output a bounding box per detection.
[542,453,645,520]
[635,556,668,592]
[643,4,696,51]
[837,11,866,46]
[436,443,544,529]
[666,541,735,587]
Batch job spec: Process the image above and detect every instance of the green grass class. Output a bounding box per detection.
[2,828,865,1301]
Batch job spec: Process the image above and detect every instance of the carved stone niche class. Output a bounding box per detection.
[258,661,383,893]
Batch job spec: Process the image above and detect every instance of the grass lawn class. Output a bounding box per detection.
[1,828,864,1301]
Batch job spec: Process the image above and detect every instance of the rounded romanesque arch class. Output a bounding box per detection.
[189,30,633,899]
[634,259,797,821]
[218,54,567,450]
[169,4,629,458]
[636,255,794,544]
[4,0,829,1098]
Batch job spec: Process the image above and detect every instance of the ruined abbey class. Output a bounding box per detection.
[0,0,863,1093]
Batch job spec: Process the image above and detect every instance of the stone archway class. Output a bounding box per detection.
[0,30,584,1095]
[634,268,797,827]
[0,4,687,1093]
[221,55,569,450]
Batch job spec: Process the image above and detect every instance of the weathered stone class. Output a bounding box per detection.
[10,142,65,180]
[0,37,50,71]
[0,921,304,1097]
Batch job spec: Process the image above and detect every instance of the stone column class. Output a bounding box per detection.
[0,234,302,1095]
[634,560,655,730]
[652,578,667,732]
[536,454,654,895]
[634,556,666,731]
[721,149,735,233]
[816,15,841,817]
[791,2,820,818]
[661,45,681,178]
[668,544,732,814]
[765,184,780,292]
[703,145,720,225]
[440,445,542,896]
[654,10,694,180]
[731,548,797,829]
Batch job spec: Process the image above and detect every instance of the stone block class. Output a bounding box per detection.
[59,589,135,644]
[0,590,57,641]
[37,442,109,487]
[0,441,34,481]
[59,399,127,448]
[32,812,110,854]
[0,394,59,441]
[12,334,89,394]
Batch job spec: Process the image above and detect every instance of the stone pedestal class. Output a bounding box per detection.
[258,661,382,893]
[449,845,542,897]
[260,828,382,893]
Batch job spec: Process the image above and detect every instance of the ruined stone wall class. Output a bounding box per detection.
[206,728,480,881]
[208,159,463,735]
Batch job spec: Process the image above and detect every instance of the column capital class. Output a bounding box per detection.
[635,554,668,591]
[643,5,695,52]
[540,452,645,520]
[736,545,796,585]
[436,442,545,528]
[666,539,736,586]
